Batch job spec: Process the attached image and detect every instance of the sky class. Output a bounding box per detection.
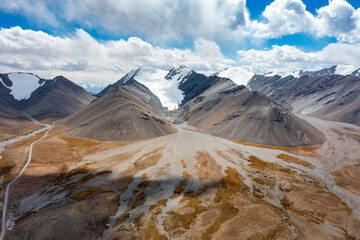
[1,0,360,83]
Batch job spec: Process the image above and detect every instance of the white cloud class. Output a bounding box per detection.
[315,0,360,42]
[1,0,360,43]
[0,0,58,27]
[0,27,234,82]
[0,0,250,43]
[251,0,360,42]
[251,0,315,38]
[237,42,360,73]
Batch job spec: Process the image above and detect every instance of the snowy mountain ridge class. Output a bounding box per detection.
[121,66,193,110]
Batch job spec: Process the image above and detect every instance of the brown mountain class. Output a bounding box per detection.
[60,77,176,141]
[179,78,325,147]
[22,76,96,120]
[248,72,360,124]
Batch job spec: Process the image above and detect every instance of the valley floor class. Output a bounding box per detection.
[0,115,360,239]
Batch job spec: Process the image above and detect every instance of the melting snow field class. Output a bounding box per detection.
[0,73,43,100]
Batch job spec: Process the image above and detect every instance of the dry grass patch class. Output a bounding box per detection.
[331,165,360,196]
[277,154,315,168]
[195,151,222,181]
[248,155,296,174]
[180,159,187,168]
[71,186,103,200]
[232,140,320,157]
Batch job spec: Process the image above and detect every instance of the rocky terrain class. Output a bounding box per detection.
[248,66,360,124]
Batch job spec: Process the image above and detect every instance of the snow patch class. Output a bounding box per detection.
[335,65,356,75]
[133,67,188,110]
[5,73,43,100]
[264,70,300,78]
[218,67,254,86]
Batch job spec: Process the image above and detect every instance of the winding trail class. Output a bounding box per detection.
[0,120,54,240]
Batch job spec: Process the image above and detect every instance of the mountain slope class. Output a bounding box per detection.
[179,78,325,147]
[23,76,96,120]
[61,79,176,141]
[249,72,360,124]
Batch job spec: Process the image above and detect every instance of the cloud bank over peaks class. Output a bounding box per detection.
[237,42,360,73]
[0,27,233,82]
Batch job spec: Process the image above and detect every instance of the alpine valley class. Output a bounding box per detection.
[0,65,360,240]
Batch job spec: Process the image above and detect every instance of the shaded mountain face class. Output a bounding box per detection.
[178,78,325,147]
[248,71,360,124]
[22,76,96,120]
[61,80,177,141]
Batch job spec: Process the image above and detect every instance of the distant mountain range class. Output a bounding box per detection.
[248,66,360,124]
[1,64,359,145]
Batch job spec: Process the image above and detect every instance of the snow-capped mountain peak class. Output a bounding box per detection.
[165,65,193,84]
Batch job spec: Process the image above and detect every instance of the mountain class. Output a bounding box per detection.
[99,66,223,110]
[108,66,193,110]
[61,77,176,141]
[95,66,325,146]
[178,78,325,147]
[248,69,360,124]
[298,65,358,77]
[0,73,96,121]
[22,76,96,120]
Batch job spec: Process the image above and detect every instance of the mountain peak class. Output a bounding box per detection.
[165,65,193,83]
